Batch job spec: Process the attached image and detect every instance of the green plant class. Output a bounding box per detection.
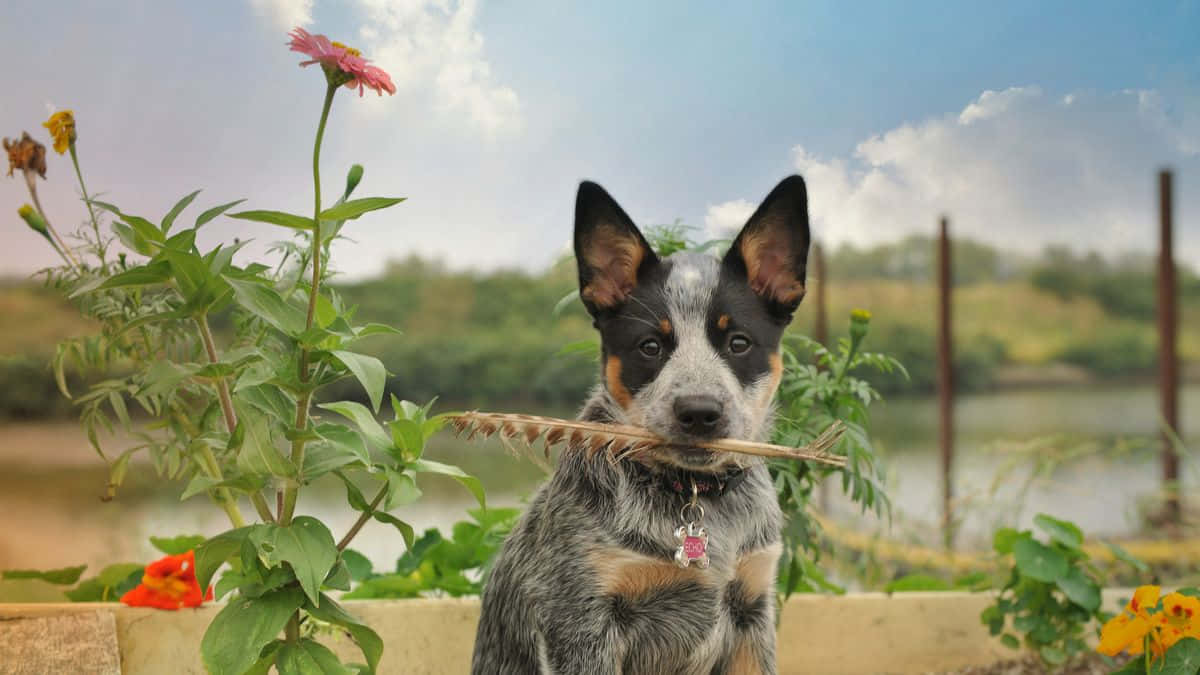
[771,309,904,597]
[982,513,1126,667]
[343,508,520,599]
[10,26,484,675]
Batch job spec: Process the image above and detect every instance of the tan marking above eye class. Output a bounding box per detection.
[605,356,633,409]
[717,314,730,331]
[660,318,672,335]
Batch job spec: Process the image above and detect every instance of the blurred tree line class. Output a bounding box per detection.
[2,237,1197,419]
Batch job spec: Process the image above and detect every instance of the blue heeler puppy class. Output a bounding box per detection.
[472,176,812,674]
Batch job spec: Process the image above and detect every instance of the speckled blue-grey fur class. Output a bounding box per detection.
[472,177,809,674]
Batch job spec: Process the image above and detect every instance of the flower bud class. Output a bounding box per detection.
[344,164,364,197]
[18,203,53,244]
[849,308,871,343]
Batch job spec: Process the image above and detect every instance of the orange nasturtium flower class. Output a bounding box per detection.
[1098,585,1200,661]
[42,110,75,155]
[120,551,213,610]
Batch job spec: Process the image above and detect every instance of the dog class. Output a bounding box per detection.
[472,175,811,674]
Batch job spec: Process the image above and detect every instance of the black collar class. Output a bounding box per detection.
[658,465,748,498]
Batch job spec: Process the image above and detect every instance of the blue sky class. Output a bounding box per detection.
[2,0,1198,278]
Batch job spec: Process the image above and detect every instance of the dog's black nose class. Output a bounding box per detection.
[673,396,725,437]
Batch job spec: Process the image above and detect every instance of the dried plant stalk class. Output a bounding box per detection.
[447,412,848,469]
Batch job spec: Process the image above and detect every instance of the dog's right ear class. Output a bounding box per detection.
[574,181,659,315]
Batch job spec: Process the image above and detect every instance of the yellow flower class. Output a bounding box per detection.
[1098,613,1153,657]
[1157,592,1200,649]
[42,110,75,155]
[850,309,872,322]
[1128,585,1161,618]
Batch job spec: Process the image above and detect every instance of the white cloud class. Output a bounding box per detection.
[250,0,314,31]
[703,199,755,239]
[785,87,1200,261]
[350,0,521,137]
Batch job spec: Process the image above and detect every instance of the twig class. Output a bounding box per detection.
[446,412,847,468]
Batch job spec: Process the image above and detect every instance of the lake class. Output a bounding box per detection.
[0,383,1195,576]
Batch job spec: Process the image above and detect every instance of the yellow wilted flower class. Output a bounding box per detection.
[42,110,76,155]
[3,132,46,178]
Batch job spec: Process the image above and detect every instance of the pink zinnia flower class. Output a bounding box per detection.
[288,27,396,97]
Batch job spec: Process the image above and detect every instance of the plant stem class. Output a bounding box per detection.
[197,315,239,434]
[195,314,273,524]
[23,169,80,268]
[68,142,105,264]
[174,409,246,529]
[336,484,388,551]
[279,82,338,526]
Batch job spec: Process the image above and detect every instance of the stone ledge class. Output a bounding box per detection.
[0,591,1130,674]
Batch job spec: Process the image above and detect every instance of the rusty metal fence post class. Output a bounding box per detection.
[1158,169,1181,526]
[937,217,955,548]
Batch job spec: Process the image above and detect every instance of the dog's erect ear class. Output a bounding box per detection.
[574,181,659,314]
[722,175,811,318]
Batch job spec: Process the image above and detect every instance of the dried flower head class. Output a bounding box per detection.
[42,110,76,155]
[3,132,47,178]
[287,27,396,97]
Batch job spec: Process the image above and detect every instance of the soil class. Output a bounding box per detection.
[933,653,1130,675]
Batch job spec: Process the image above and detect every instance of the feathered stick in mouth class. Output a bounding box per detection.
[446,411,848,470]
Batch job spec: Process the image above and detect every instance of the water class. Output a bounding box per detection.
[0,384,1195,577]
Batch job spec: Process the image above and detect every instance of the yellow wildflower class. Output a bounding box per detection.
[42,110,76,155]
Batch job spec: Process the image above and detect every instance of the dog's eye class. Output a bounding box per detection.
[639,338,662,357]
[729,334,752,355]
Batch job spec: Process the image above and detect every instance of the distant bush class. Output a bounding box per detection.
[1056,325,1156,377]
[0,357,76,419]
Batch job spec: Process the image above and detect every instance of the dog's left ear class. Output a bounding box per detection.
[722,175,811,319]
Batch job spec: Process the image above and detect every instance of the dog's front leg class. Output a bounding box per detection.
[536,595,626,675]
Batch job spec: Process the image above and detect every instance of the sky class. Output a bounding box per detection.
[2,0,1198,279]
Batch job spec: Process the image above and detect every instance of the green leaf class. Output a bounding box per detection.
[70,261,172,297]
[410,459,485,508]
[318,197,405,221]
[195,526,263,590]
[1000,634,1020,650]
[884,573,951,592]
[277,638,354,675]
[201,587,305,675]
[1013,536,1068,582]
[1105,541,1150,573]
[195,198,247,227]
[234,404,297,479]
[552,290,581,317]
[161,189,201,233]
[1034,513,1084,550]
[384,469,423,510]
[306,593,383,674]
[97,563,144,588]
[261,517,338,606]
[318,401,391,452]
[228,209,314,231]
[1156,637,1200,675]
[373,512,415,550]
[341,550,373,582]
[1054,565,1101,611]
[150,535,206,555]
[224,275,307,335]
[2,565,87,585]
[993,527,1021,555]
[331,350,387,413]
[1039,646,1066,665]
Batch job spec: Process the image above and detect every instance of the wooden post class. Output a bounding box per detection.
[813,242,828,349]
[937,217,955,547]
[1158,169,1181,526]
[813,242,831,512]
